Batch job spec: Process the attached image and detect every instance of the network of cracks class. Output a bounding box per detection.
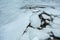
[21,5,60,40]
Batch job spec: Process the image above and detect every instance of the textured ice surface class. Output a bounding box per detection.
[0,0,60,40]
[30,14,41,28]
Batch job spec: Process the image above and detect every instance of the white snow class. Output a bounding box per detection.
[52,29,60,37]
[0,0,60,40]
[44,7,60,15]
[32,37,39,40]
[26,27,50,40]
[30,13,41,28]
[0,13,30,40]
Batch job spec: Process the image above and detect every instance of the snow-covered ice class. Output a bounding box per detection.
[0,0,60,40]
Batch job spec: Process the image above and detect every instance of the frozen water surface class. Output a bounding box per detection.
[0,0,60,40]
